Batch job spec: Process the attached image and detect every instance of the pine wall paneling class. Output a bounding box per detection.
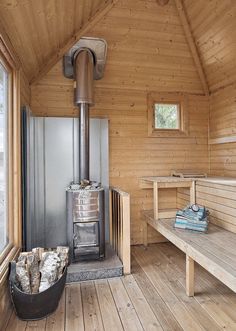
[181,0,236,233]
[31,0,209,244]
[176,82,236,235]
[31,90,209,245]
[177,181,236,235]
[209,84,236,177]
[196,181,236,234]
[183,0,236,92]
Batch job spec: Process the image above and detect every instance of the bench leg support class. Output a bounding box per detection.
[186,255,194,297]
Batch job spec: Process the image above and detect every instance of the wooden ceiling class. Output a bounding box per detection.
[184,0,236,92]
[33,0,204,95]
[89,0,204,94]
[0,0,114,82]
[0,0,235,93]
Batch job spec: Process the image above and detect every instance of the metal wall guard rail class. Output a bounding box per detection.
[109,187,131,274]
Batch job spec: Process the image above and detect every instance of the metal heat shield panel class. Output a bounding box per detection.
[22,112,109,250]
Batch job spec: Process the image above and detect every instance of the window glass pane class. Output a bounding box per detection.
[155,103,179,129]
[0,63,8,253]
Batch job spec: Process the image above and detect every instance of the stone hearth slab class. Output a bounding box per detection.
[66,244,123,283]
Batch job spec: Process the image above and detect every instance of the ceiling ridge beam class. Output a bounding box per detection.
[174,0,209,96]
[30,0,119,86]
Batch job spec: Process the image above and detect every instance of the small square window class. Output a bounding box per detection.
[147,92,188,137]
[154,103,180,130]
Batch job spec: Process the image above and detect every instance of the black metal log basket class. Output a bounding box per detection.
[9,261,67,321]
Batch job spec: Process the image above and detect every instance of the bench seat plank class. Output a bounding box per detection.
[142,210,236,293]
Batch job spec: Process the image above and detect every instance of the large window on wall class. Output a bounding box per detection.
[0,62,8,253]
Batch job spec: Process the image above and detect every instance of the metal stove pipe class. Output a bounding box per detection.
[79,103,90,181]
[74,49,94,181]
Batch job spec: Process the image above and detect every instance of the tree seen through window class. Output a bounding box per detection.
[154,103,179,129]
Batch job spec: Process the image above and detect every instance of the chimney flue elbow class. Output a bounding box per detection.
[74,49,94,105]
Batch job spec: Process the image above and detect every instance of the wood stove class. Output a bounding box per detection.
[64,38,107,262]
[66,184,105,261]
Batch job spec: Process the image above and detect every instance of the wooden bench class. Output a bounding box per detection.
[142,210,236,297]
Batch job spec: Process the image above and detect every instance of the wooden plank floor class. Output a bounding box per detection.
[5,243,236,331]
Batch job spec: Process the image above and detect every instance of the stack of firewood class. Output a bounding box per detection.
[15,246,69,294]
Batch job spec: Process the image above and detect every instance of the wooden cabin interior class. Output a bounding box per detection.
[2,0,236,330]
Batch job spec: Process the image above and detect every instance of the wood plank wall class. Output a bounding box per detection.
[31,0,209,244]
[12,63,211,249]
[31,85,209,245]
[181,0,236,233]
[89,0,204,94]
[177,180,236,235]
[196,181,236,234]
[184,0,236,93]
[209,84,236,177]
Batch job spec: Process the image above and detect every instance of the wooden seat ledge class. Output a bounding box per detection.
[141,210,236,293]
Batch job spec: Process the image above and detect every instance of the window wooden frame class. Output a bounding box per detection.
[148,92,189,137]
[0,37,21,285]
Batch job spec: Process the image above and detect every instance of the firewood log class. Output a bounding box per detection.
[56,246,69,278]
[32,247,44,261]
[18,252,30,263]
[39,252,60,292]
[16,261,31,294]
[15,246,69,293]
[27,253,40,294]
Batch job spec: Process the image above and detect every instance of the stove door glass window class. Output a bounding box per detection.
[74,222,99,247]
